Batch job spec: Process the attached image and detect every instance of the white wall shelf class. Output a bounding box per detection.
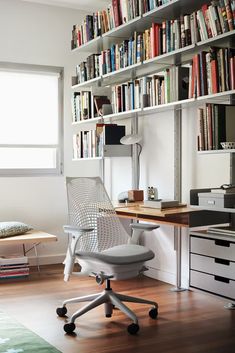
[72,157,102,161]
[72,30,235,89]
[72,76,101,90]
[71,91,235,128]
[71,36,103,54]
[71,0,211,55]
[143,0,210,22]
[198,149,235,155]
[197,29,235,50]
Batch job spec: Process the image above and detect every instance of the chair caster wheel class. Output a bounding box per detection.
[64,322,76,334]
[56,306,67,317]
[127,323,139,335]
[149,307,158,319]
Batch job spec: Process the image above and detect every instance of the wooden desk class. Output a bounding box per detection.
[115,203,196,227]
[0,230,57,271]
[114,203,199,291]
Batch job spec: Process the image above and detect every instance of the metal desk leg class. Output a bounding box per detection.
[171,226,187,292]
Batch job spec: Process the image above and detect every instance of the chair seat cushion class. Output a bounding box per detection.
[76,244,154,265]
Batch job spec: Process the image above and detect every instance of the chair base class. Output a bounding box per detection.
[58,283,158,333]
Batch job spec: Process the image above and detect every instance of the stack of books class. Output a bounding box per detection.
[0,255,29,280]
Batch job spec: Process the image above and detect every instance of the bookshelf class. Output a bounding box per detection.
[70,0,235,295]
[70,0,235,178]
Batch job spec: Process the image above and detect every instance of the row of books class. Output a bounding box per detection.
[75,33,142,84]
[73,124,125,159]
[0,255,29,280]
[71,0,141,49]
[73,65,189,121]
[135,0,235,61]
[142,66,189,106]
[71,91,92,122]
[73,0,235,51]
[111,80,141,113]
[189,47,235,98]
[142,0,171,14]
[197,103,235,151]
[72,46,235,122]
[71,92,112,122]
[74,4,235,84]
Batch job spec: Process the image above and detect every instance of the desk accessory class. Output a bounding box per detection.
[142,199,179,209]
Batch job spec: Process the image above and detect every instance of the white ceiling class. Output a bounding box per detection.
[20,0,110,11]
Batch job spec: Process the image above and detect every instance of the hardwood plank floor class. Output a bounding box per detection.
[0,264,234,353]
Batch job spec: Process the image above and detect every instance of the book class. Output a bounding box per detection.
[0,256,28,265]
[142,199,180,209]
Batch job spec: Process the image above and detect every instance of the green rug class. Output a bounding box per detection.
[0,311,61,353]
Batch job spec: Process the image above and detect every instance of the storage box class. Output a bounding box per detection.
[128,190,144,202]
[198,192,235,208]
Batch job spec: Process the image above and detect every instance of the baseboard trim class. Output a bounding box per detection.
[144,267,175,285]
[28,254,65,266]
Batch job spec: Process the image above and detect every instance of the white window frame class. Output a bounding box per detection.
[0,62,64,176]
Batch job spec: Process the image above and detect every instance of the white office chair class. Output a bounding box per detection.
[56,177,159,335]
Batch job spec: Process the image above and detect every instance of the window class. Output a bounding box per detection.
[0,63,63,175]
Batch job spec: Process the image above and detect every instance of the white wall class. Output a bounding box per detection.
[0,0,96,265]
[134,105,231,287]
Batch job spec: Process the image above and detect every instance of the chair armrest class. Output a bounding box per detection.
[63,225,94,235]
[130,223,160,231]
[63,225,94,282]
[129,223,160,244]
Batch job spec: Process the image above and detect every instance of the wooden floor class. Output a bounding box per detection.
[0,264,234,353]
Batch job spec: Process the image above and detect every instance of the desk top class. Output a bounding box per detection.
[114,202,198,227]
[0,230,57,246]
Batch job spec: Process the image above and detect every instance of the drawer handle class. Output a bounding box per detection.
[214,258,230,266]
[214,275,230,284]
[214,239,230,247]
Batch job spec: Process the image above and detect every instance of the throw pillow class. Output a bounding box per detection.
[0,222,33,238]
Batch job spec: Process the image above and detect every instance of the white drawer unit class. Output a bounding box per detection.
[191,253,235,281]
[190,233,235,300]
[191,236,235,261]
[190,270,235,300]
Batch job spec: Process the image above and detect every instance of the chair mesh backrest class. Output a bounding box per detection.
[66,177,130,252]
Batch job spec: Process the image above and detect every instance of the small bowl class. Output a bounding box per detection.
[220,142,235,149]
